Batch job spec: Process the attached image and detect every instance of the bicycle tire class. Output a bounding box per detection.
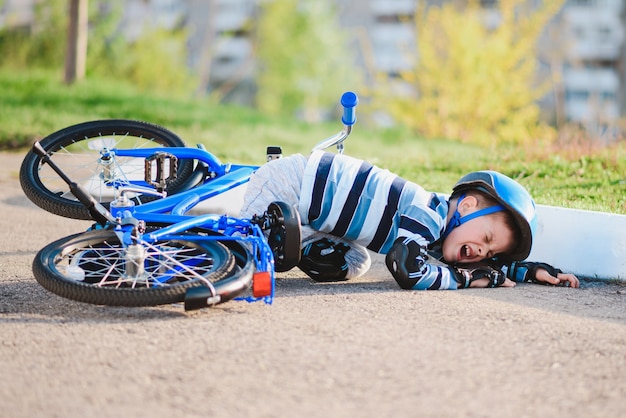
[267,201,301,272]
[32,228,254,307]
[20,120,194,220]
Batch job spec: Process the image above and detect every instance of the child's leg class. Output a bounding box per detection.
[240,154,371,280]
[239,154,307,218]
[300,226,372,280]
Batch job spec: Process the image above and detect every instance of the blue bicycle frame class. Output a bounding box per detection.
[83,91,359,306]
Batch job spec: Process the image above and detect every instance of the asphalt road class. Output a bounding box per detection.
[1,150,625,418]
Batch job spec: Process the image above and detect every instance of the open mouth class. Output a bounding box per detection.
[460,245,471,259]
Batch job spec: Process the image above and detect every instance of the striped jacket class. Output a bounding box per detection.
[299,151,459,290]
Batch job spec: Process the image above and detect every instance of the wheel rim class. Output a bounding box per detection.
[54,236,225,289]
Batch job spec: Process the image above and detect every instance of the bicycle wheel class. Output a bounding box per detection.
[266,201,301,272]
[20,120,194,220]
[32,228,254,307]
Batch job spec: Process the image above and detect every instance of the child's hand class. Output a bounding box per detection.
[468,276,516,288]
[534,268,580,288]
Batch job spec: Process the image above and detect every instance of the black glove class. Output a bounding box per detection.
[507,261,562,284]
[453,263,507,288]
[385,238,429,289]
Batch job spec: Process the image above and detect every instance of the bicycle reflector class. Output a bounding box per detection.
[252,271,273,298]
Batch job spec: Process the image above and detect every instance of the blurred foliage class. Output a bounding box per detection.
[1,69,624,213]
[0,0,196,95]
[0,1,67,68]
[109,25,196,94]
[254,0,364,122]
[378,0,565,147]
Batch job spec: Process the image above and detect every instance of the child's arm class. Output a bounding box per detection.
[503,261,580,288]
[385,238,457,290]
[385,238,511,290]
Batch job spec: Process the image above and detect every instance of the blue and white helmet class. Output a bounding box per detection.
[451,170,537,261]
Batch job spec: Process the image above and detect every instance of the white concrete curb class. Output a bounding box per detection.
[530,204,626,281]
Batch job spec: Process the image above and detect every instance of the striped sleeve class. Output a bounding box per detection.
[410,264,460,290]
[501,262,529,282]
[392,196,448,253]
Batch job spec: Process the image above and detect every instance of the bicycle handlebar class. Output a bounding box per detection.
[341,91,358,126]
[312,91,359,154]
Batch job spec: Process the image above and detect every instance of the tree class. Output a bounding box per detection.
[380,0,565,146]
[65,0,88,84]
[0,0,67,69]
[0,0,195,95]
[255,0,363,122]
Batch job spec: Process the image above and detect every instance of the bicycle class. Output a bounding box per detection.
[20,92,359,310]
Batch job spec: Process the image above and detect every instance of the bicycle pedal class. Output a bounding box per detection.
[145,152,178,192]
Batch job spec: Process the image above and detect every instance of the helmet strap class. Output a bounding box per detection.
[443,194,505,238]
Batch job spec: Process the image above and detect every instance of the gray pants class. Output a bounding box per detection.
[240,155,371,279]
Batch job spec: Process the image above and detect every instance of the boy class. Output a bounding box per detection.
[241,150,579,290]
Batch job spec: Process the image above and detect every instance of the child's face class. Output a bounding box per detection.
[442,198,515,264]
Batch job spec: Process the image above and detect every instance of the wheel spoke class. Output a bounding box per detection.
[58,239,220,288]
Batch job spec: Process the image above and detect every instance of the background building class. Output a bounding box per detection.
[1,0,624,130]
[557,0,624,134]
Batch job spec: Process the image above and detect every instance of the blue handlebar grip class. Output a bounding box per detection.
[341,91,358,126]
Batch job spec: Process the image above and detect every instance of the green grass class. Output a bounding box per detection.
[1,68,625,214]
